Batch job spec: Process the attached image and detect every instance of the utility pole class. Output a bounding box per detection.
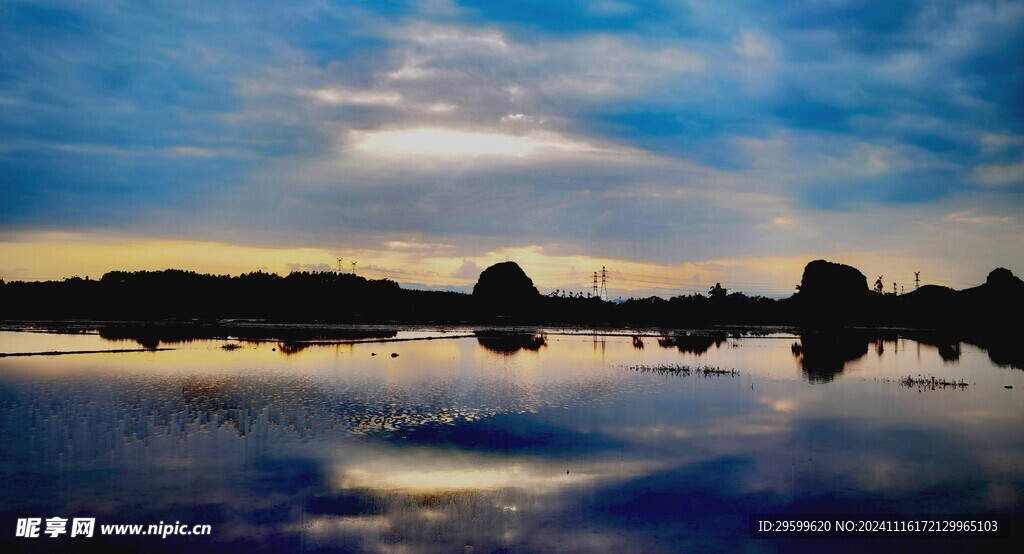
[337,258,343,273]
[592,271,599,298]
[351,261,357,275]
[914,272,920,290]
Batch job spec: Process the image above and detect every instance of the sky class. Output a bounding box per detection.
[1,0,1023,297]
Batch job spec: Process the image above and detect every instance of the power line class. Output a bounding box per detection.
[618,277,793,291]
[615,271,794,287]
[613,275,794,291]
[358,269,459,285]
[359,266,461,280]
[928,277,977,286]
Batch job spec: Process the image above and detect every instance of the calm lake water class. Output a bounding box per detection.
[0,327,1022,552]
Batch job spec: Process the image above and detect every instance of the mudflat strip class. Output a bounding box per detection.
[0,348,174,357]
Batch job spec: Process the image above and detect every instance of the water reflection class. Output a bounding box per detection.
[0,328,1022,552]
[474,331,546,354]
[276,341,309,355]
[791,332,869,383]
[969,336,1024,369]
[788,331,1024,382]
[97,324,400,349]
[656,330,728,354]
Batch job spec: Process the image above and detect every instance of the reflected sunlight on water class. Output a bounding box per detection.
[0,328,1022,552]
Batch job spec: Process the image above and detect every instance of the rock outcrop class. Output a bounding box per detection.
[472,261,541,315]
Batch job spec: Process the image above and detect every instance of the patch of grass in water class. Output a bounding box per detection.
[626,364,740,377]
[882,374,969,391]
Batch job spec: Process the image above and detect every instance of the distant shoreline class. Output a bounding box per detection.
[1,259,1021,333]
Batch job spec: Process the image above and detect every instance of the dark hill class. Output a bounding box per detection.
[797,259,869,298]
[965,267,1024,295]
[902,283,957,300]
[792,260,876,325]
[472,262,540,315]
[897,284,959,327]
[958,268,1024,326]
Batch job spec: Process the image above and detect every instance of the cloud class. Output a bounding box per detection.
[944,210,1014,225]
[733,30,774,60]
[451,260,480,279]
[285,263,333,273]
[980,134,1024,153]
[374,22,705,105]
[971,161,1024,187]
[347,127,611,160]
[1,0,1022,292]
[499,113,547,133]
[299,86,404,107]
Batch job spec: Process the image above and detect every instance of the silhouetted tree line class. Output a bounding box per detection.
[0,270,457,322]
[0,260,1021,332]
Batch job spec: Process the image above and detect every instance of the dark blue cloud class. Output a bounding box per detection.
[799,170,962,211]
[961,29,1024,124]
[769,0,933,53]
[0,1,298,232]
[771,97,869,133]
[0,147,248,232]
[587,109,758,169]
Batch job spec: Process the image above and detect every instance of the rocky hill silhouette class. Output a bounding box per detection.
[791,260,876,326]
[472,261,540,316]
[895,267,1024,330]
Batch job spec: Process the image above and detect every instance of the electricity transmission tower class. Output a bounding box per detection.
[600,266,608,301]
